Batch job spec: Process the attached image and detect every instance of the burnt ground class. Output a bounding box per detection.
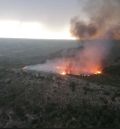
[0,39,120,128]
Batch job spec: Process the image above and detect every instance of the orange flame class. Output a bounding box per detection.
[94,70,102,75]
[56,62,102,76]
[60,71,67,75]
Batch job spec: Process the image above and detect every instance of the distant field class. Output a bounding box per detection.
[0,38,78,67]
[0,39,119,67]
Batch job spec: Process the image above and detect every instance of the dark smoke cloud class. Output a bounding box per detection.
[70,0,120,40]
[23,0,120,75]
[70,17,98,40]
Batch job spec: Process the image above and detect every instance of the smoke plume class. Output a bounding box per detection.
[23,0,118,75]
[70,0,120,40]
[23,40,112,75]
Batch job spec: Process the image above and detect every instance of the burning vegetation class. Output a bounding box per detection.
[55,0,120,76]
[23,0,120,77]
[56,58,103,76]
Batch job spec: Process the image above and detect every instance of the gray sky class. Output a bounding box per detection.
[0,0,81,31]
[0,0,118,39]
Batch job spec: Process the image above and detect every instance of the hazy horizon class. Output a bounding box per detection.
[0,0,81,40]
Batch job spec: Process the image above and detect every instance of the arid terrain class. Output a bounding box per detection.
[0,39,120,128]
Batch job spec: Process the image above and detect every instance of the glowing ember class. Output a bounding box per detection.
[56,63,103,76]
[94,70,102,75]
[60,71,66,75]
